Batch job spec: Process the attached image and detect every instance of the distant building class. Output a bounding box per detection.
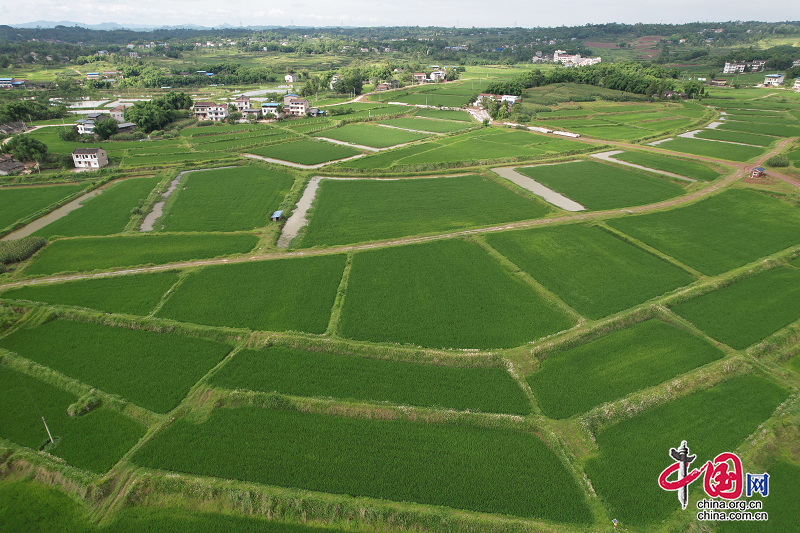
[86,72,102,80]
[0,154,26,175]
[72,148,108,169]
[750,166,765,178]
[283,93,299,106]
[763,74,785,86]
[413,73,427,83]
[261,102,282,117]
[110,104,131,123]
[794,78,800,91]
[430,70,446,81]
[553,50,601,67]
[234,96,251,112]
[241,108,261,119]
[793,59,800,68]
[193,101,228,121]
[285,73,298,83]
[271,210,283,221]
[287,98,310,116]
[75,112,109,134]
[375,83,390,91]
[723,62,746,74]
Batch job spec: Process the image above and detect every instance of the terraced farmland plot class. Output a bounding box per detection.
[339,239,575,349]
[246,139,360,165]
[585,374,787,526]
[0,366,145,472]
[694,129,777,146]
[133,407,592,522]
[719,120,800,138]
[157,254,346,333]
[300,175,550,247]
[377,117,473,133]
[313,123,428,148]
[610,151,722,181]
[515,160,685,211]
[413,108,474,121]
[717,462,800,533]
[1,270,179,315]
[210,347,531,415]
[0,183,87,231]
[336,142,441,169]
[527,320,724,419]
[31,176,160,238]
[486,225,695,319]
[25,234,258,275]
[608,189,800,276]
[671,267,800,349]
[651,137,765,162]
[121,151,239,169]
[559,124,650,141]
[160,167,293,232]
[0,320,233,413]
[385,92,473,107]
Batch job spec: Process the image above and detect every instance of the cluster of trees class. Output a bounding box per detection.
[0,99,68,125]
[1,135,47,162]
[125,92,193,132]
[484,62,682,97]
[720,45,800,70]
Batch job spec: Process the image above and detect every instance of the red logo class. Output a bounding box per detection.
[658,441,744,508]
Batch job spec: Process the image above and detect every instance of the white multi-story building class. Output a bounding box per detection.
[764,74,785,86]
[234,96,251,112]
[553,50,601,67]
[793,78,800,91]
[287,98,310,116]
[193,101,229,121]
[72,148,108,169]
[723,62,746,74]
[285,74,298,83]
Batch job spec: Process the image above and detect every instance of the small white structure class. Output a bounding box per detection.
[72,148,108,169]
[285,74,298,83]
[793,78,800,91]
[430,70,446,81]
[764,74,785,86]
[553,50,601,67]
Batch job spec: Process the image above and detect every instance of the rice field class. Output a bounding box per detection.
[0,366,145,472]
[300,175,550,247]
[246,139,361,165]
[160,167,294,232]
[485,224,695,319]
[607,189,800,276]
[0,183,87,232]
[515,160,686,211]
[0,319,232,413]
[377,117,473,133]
[209,346,531,415]
[718,120,800,138]
[1,271,179,315]
[156,254,346,333]
[32,177,161,239]
[25,234,258,275]
[527,319,725,418]
[653,138,765,162]
[671,267,800,350]
[584,374,787,526]
[313,123,428,148]
[609,151,722,181]
[413,108,474,121]
[694,129,777,147]
[132,406,593,522]
[339,239,575,349]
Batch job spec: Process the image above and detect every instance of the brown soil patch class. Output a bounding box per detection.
[583,41,618,49]
[744,176,778,185]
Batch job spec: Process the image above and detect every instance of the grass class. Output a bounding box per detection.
[160,167,293,232]
[654,137,765,162]
[694,129,777,147]
[0,182,87,231]
[584,374,787,526]
[132,406,593,523]
[313,123,428,148]
[157,254,346,333]
[121,151,241,168]
[246,139,360,165]
[485,225,695,319]
[719,121,800,138]
[32,177,160,239]
[1,271,179,315]
[0,319,232,413]
[300,175,550,247]
[377,117,473,133]
[25,234,258,275]
[515,161,686,211]
[337,142,440,169]
[0,366,145,472]
[528,319,725,419]
[671,267,800,350]
[0,481,89,533]
[209,346,531,415]
[607,189,800,276]
[413,108,474,121]
[610,151,722,181]
[339,239,575,349]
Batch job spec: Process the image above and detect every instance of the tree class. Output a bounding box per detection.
[93,118,118,140]
[2,135,48,162]
[58,126,79,142]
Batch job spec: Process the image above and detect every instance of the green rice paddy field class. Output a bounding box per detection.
[339,239,575,349]
[585,374,787,526]
[24,233,259,275]
[0,182,87,232]
[607,189,800,276]
[485,224,695,319]
[313,123,428,147]
[300,175,550,247]
[246,139,361,165]
[515,160,686,210]
[653,137,765,161]
[609,151,723,181]
[209,346,531,415]
[132,406,593,522]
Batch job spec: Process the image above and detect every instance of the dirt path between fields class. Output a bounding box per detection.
[242,153,365,169]
[491,166,586,211]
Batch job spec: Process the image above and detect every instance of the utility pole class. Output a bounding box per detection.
[42,417,53,443]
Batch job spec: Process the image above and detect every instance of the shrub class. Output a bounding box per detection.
[0,236,46,264]
[67,393,102,417]
[109,131,145,141]
[765,154,789,167]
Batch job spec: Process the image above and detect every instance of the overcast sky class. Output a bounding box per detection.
[2,0,798,28]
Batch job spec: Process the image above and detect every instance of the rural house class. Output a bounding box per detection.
[234,96,251,111]
[287,98,310,116]
[72,148,108,169]
[110,104,131,122]
[763,74,784,86]
[193,102,229,121]
[285,73,298,83]
[750,167,765,179]
[413,73,427,83]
